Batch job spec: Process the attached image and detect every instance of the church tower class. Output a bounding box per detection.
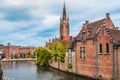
[60,3,69,40]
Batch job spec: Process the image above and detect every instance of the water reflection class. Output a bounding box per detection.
[2,61,89,80]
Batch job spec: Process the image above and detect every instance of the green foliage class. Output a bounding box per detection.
[53,53,58,62]
[49,41,67,63]
[33,50,37,56]
[27,51,31,58]
[34,47,52,66]
[60,53,65,63]
[67,64,72,69]
[27,51,31,55]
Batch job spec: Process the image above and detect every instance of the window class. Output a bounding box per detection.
[80,47,85,59]
[99,44,102,53]
[80,47,82,58]
[82,32,86,41]
[106,43,109,53]
[68,49,72,64]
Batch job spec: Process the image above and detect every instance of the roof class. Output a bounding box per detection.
[76,18,105,41]
[87,18,105,38]
[106,28,120,43]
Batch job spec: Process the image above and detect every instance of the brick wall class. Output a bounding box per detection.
[50,51,76,73]
[76,40,96,78]
[97,27,112,80]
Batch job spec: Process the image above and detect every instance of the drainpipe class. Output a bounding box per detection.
[75,47,77,74]
[116,45,119,80]
[95,38,98,79]
[112,43,115,80]
[75,41,77,74]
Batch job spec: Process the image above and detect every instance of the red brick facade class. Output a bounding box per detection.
[0,45,36,59]
[74,13,120,79]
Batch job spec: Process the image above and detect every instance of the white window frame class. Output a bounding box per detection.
[80,46,85,59]
[68,49,72,64]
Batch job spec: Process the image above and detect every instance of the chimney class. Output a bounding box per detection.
[116,27,119,30]
[83,23,86,27]
[85,20,89,25]
[106,13,110,18]
[83,23,87,29]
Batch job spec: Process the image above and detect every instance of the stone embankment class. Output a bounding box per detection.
[0,62,3,79]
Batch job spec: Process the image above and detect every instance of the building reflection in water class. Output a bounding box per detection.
[2,61,35,69]
[2,61,20,69]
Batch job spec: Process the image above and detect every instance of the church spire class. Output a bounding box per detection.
[60,2,70,41]
[62,2,66,20]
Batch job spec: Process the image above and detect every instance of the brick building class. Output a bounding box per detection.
[46,3,120,80]
[75,13,120,80]
[0,44,36,59]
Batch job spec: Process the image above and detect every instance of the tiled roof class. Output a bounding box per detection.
[87,18,105,38]
[76,18,105,41]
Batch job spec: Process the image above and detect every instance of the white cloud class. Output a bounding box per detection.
[0,20,29,33]
[0,0,120,47]
[0,13,5,19]
[42,15,59,27]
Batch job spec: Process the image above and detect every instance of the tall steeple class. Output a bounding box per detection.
[60,3,70,41]
[62,2,66,20]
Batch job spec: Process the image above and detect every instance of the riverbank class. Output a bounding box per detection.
[0,62,3,80]
[2,61,91,80]
[2,58,36,62]
[50,66,97,80]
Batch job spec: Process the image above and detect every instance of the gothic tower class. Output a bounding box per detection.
[60,3,69,40]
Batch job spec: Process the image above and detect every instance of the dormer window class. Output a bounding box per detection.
[82,32,87,41]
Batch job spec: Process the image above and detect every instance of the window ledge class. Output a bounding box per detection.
[81,40,86,42]
[81,59,85,61]
[104,53,110,55]
[98,53,103,55]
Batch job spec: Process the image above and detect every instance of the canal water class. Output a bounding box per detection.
[2,61,88,80]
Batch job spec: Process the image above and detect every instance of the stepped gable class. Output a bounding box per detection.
[106,28,120,43]
[76,18,106,41]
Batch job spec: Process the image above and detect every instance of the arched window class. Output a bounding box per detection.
[106,43,109,53]
[99,44,102,53]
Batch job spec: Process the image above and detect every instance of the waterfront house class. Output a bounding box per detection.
[75,13,120,80]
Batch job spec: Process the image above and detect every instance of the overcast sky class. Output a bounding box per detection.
[0,0,120,47]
